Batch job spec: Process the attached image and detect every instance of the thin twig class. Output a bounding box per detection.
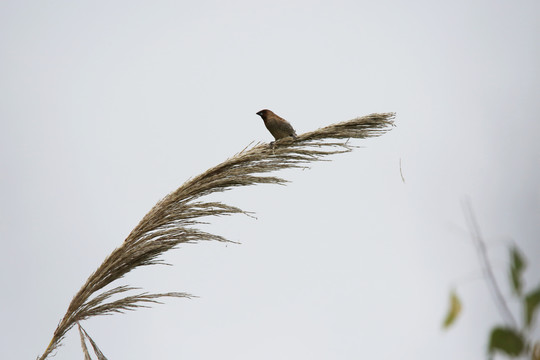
[462,199,517,328]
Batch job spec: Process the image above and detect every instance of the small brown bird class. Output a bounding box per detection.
[256,109,297,141]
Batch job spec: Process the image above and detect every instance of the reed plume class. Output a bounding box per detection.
[38,112,395,359]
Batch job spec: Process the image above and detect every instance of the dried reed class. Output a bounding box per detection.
[37,112,395,359]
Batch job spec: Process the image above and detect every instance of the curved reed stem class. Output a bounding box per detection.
[37,112,395,359]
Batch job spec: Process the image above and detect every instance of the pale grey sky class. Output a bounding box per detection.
[1,1,539,359]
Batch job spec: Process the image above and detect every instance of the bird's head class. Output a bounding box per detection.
[256,109,272,119]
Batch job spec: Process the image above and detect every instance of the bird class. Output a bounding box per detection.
[256,109,297,142]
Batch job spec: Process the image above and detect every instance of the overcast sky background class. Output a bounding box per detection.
[1,1,539,359]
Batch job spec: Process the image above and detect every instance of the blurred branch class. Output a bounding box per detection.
[461,199,517,328]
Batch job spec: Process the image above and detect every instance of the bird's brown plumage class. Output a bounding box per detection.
[256,109,297,141]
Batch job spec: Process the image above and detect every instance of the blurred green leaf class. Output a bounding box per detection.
[525,286,540,328]
[442,290,462,329]
[488,327,525,357]
[510,246,526,296]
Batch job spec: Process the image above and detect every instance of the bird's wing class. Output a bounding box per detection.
[281,120,297,136]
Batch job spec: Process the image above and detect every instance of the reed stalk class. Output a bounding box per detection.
[37,112,395,359]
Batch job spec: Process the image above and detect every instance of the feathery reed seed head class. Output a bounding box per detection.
[38,112,395,360]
